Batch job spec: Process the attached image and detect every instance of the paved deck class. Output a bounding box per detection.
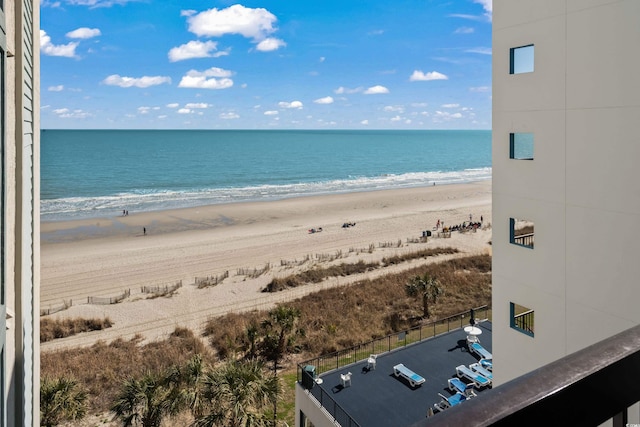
[307,321,492,427]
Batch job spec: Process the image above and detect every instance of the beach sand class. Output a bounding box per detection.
[41,181,492,351]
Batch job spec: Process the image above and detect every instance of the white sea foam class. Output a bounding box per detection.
[41,168,491,221]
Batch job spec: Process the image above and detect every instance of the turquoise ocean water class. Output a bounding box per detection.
[41,129,491,222]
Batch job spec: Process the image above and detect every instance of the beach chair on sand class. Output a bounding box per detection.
[469,342,493,360]
[456,365,491,389]
[470,362,493,381]
[434,392,468,412]
[448,377,477,397]
[393,363,425,388]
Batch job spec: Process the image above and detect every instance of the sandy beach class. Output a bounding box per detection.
[41,181,492,351]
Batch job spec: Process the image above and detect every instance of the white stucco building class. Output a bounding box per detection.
[492,0,640,387]
[1,1,40,426]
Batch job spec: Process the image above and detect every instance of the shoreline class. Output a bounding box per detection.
[41,180,492,350]
[41,180,491,244]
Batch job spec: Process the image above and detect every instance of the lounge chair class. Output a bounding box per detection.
[393,363,425,387]
[448,377,477,397]
[436,392,468,410]
[340,372,352,387]
[367,354,377,370]
[469,362,493,381]
[455,365,491,388]
[480,358,493,371]
[468,342,493,360]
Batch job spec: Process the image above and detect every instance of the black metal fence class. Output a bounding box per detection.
[297,305,491,426]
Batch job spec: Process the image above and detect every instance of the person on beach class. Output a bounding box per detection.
[143,227,146,235]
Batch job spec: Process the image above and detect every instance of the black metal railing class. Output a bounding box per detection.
[513,309,534,335]
[417,323,640,426]
[297,305,491,427]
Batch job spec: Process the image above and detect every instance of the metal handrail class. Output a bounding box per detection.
[419,323,640,426]
[297,305,491,427]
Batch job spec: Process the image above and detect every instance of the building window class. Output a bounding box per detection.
[510,44,534,74]
[510,218,534,248]
[300,410,315,427]
[510,133,534,160]
[510,302,534,337]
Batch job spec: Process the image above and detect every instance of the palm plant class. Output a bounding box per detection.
[405,273,443,318]
[193,359,281,427]
[111,371,180,427]
[40,377,87,427]
[177,354,208,419]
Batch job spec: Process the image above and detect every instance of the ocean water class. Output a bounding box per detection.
[41,129,492,221]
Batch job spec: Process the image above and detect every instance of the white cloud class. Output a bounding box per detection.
[166,103,180,108]
[454,27,474,34]
[363,85,389,95]
[184,102,210,109]
[314,96,334,105]
[168,40,220,62]
[278,101,303,109]
[434,111,463,120]
[319,57,325,63]
[48,85,64,92]
[441,103,460,108]
[368,29,385,36]
[391,116,402,122]
[178,67,234,90]
[102,74,171,88]
[383,105,404,113]
[64,0,139,7]
[264,110,278,116]
[409,70,448,81]
[334,86,363,94]
[473,0,493,20]
[466,47,492,55]
[53,107,91,119]
[40,30,78,57]
[470,86,491,92]
[255,37,286,52]
[66,27,101,39]
[220,112,240,119]
[138,106,151,114]
[411,102,428,107]
[177,108,192,114]
[361,119,369,125]
[187,4,279,42]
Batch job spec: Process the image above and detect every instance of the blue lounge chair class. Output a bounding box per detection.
[470,362,493,381]
[448,377,476,397]
[434,392,467,411]
[393,363,425,387]
[480,358,493,371]
[456,364,491,388]
[469,342,493,360]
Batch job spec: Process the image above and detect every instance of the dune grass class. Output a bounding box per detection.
[40,317,113,343]
[41,253,491,424]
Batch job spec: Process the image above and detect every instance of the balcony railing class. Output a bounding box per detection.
[298,306,491,427]
[512,232,534,248]
[513,309,534,335]
[417,322,640,426]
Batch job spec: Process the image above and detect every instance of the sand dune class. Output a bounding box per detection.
[41,181,492,351]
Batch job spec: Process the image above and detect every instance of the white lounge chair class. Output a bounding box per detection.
[367,354,377,370]
[469,342,493,360]
[448,377,476,397]
[436,392,468,410]
[456,364,491,388]
[340,372,352,387]
[393,363,425,387]
[470,362,493,381]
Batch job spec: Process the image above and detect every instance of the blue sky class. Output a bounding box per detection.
[40,0,492,129]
